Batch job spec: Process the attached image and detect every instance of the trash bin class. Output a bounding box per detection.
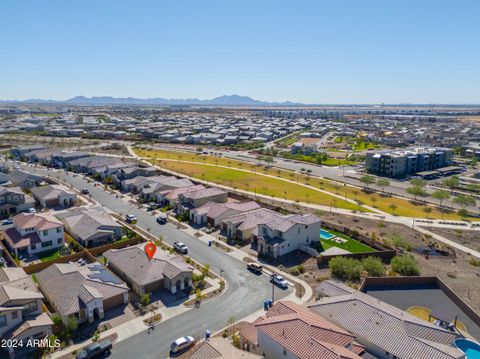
[208,241,212,247]
[205,329,211,340]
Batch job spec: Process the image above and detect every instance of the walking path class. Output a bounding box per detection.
[128,146,480,258]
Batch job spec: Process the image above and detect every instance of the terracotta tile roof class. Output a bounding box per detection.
[240,301,362,359]
[13,212,63,231]
[3,227,42,249]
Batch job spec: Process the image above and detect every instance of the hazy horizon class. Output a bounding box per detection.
[1,0,479,104]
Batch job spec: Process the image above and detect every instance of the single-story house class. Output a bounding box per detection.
[178,188,228,213]
[104,244,193,296]
[190,201,261,226]
[56,208,123,248]
[31,184,77,208]
[36,262,129,324]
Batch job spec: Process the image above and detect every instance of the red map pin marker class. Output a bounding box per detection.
[145,242,156,261]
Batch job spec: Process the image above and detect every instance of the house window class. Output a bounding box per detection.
[57,238,63,244]
[41,241,53,248]
[297,227,301,233]
[56,227,62,233]
[12,311,18,319]
[43,230,48,236]
[23,301,38,314]
[31,244,36,250]
[283,347,287,355]
[0,315,6,327]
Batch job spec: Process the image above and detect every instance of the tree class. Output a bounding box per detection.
[410,178,427,187]
[65,316,78,339]
[453,194,476,210]
[141,293,151,306]
[444,175,460,189]
[388,203,398,214]
[329,257,363,282]
[431,189,450,207]
[361,257,385,277]
[359,175,375,189]
[406,186,428,201]
[391,255,420,276]
[458,208,469,219]
[376,179,390,193]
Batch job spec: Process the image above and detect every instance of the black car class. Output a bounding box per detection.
[75,339,112,359]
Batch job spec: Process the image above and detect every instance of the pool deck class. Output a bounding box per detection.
[364,283,480,340]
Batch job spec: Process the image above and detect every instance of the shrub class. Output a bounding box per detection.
[361,256,385,277]
[297,264,305,274]
[391,255,420,276]
[391,234,412,251]
[141,293,151,306]
[329,257,362,282]
[289,267,300,276]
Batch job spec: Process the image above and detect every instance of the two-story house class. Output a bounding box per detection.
[0,186,35,219]
[256,214,321,258]
[2,212,65,258]
[0,267,53,359]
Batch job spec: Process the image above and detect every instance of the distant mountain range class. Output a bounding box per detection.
[0,95,304,106]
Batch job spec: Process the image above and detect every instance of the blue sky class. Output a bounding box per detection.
[1,0,479,103]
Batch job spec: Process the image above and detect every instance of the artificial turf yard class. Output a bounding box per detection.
[135,148,472,220]
[319,229,374,253]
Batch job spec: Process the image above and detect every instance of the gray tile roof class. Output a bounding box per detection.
[36,262,128,316]
[31,184,75,201]
[56,207,121,242]
[104,244,193,286]
[308,289,464,359]
[0,268,43,306]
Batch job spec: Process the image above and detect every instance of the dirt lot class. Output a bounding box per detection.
[426,227,480,252]
[278,211,480,312]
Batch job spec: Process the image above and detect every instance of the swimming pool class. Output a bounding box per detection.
[320,229,335,240]
[454,338,480,358]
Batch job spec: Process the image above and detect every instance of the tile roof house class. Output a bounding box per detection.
[308,281,465,359]
[36,262,129,324]
[140,177,194,201]
[190,201,261,227]
[178,188,228,213]
[161,184,206,207]
[188,337,262,359]
[56,208,123,248]
[0,267,53,359]
[255,214,320,258]
[31,184,77,208]
[0,186,35,219]
[104,244,193,296]
[2,212,65,258]
[221,208,281,243]
[51,151,90,168]
[0,170,44,189]
[239,300,364,359]
[10,145,46,159]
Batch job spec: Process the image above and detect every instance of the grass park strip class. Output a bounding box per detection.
[134,148,472,220]
[151,159,364,211]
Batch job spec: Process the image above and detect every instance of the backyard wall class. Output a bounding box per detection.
[360,276,480,328]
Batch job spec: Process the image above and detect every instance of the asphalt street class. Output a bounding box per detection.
[13,163,291,359]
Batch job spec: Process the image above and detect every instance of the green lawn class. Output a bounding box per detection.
[37,249,64,262]
[153,159,366,211]
[319,229,374,253]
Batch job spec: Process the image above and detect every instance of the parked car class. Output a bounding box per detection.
[156,212,167,224]
[173,241,188,254]
[1,219,13,225]
[270,274,288,289]
[75,339,112,359]
[247,262,263,274]
[27,208,37,213]
[146,203,159,211]
[125,214,137,223]
[170,336,195,355]
[81,188,90,194]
